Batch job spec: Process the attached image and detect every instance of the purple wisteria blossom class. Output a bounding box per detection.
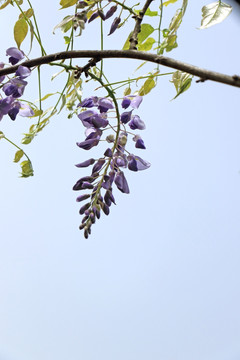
[6,47,24,65]
[74,93,150,238]
[0,49,33,122]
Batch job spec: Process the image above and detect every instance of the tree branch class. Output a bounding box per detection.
[129,0,155,50]
[0,50,240,88]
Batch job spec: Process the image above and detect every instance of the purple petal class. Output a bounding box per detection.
[108,16,121,35]
[80,97,98,108]
[130,95,142,109]
[15,65,31,79]
[135,156,151,171]
[98,97,114,113]
[91,114,109,128]
[104,148,113,157]
[129,115,146,130]
[105,5,117,20]
[121,97,131,109]
[114,171,130,194]
[135,138,146,149]
[76,194,91,202]
[120,110,132,124]
[18,103,34,117]
[128,156,138,172]
[92,158,105,173]
[6,47,24,65]
[88,11,99,23]
[75,158,95,168]
[78,109,98,128]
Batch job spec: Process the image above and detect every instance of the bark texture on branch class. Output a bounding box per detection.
[129,0,155,50]
[0,50,240,88]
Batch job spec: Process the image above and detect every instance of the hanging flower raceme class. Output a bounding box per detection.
[73,93,150,238]
[0,48,34,121]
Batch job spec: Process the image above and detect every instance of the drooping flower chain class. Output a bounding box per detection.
[73,94,150,238]
[0,47,34,122]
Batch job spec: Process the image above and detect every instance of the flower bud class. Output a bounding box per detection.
[119,135,127,146]
[106,134,115,143]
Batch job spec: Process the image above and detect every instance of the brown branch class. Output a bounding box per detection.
[129,0,155,50]
[0,50,240,88]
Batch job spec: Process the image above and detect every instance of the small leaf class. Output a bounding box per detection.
[59,0,77,9]
[0,131,5,139]
[124,86,131,96]
[51,68,65,81]
[21,134,34,144]
[28,19,34,53]
[20,160,33,177]
[138,37,155,51]
[19,8,34,19]
[0,0,11,10]
[14,18,28,48]
[41,93,57,101]
[13,149,24,163]
[53,15,74,34]
[122,31,133,50]
[200,1,232,29]
[163,0,178,6]
[139,77,156,96]
[64,36,70,44]
[138,23,154,44]
[169,9,183,32]
[171,71,193,99]
[135,8,158,16]
[57,94,66,114]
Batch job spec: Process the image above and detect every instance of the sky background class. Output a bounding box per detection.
[0,1,240,359]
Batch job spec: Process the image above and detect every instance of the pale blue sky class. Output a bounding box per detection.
[0,1,240,360]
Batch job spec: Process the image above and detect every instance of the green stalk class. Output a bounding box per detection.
[26,0,46,55]
[3,135,31,162]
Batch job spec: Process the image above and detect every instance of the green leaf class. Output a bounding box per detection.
[30,109,43,117]
[41,92,57,101]
[171,71,193,99]
[0,131,5,139]
[200,1,232,29]
[138,23,154,44]
[28,19,34,53]
[139,77,156,96]
[124,86,131,96]
[135,8,158,16]
[138,37,155,51]
[53,15,74,34]
[57,94,66,114]
[169,9,183,32]
[20,160,33,177]
[21,134,34,144]
[14,18,28,48]
[163,0,178,6]
[51,68,65,81]
[13,149,24,163]
[59,0,77,9]
[19,8,34,19]
[122,31,133,50]
[0,0,11,10]
[64,36,71,44]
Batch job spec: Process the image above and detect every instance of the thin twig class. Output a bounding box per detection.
[0,50,240,88]
[129,0,155,50]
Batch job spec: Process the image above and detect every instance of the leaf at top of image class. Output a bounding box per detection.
[200,1,232,29]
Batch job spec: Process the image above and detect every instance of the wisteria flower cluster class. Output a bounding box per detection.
[0,47,34,121]
[73,93,150,238]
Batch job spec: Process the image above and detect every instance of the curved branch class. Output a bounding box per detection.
[0,50,239,88]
